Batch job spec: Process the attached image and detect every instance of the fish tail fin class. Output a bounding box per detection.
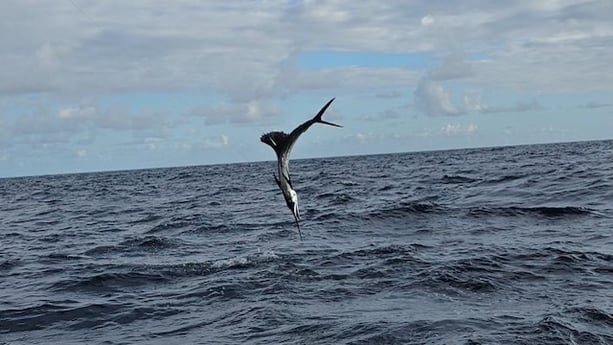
[313,98,342,127]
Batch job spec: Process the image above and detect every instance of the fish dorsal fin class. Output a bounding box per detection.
[260,131,291,158]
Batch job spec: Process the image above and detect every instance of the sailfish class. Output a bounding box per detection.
[260,98,341,240]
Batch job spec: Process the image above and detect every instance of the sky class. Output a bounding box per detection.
[1,0,612,177]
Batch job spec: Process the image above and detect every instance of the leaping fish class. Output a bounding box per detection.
[260,98,342,240]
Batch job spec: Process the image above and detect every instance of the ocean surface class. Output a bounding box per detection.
[1,140,612,345]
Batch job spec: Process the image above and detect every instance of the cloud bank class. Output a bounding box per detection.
[1,0,612,176]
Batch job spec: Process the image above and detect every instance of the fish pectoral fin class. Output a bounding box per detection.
[273,173,281,188]
[281,172,293,188]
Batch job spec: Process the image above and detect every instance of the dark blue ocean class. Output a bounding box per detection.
[1,140,612,344]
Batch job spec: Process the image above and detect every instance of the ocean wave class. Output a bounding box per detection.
[120,236,178,249]
[315,192,356,204]
[127,213,165,225]
[144,214,232,235]
[0,258,21,272]
[84,236,178,256]
[441,174,478,184]
[166,171,194,181]
[534,315,613,344]
[467,205,595,218]
[186,223,232,234]
[139,251,281,280]
[478,174,529,185]
[345,314,613,345]
[492,246,613,281]
[2,140,613,344]
[366,201,444,219]
[0,302,180,333]
[412,270,499,294]
[52,271,170,293]
[145,220,195,233]
[0,302,115,333]
[565,306,613,327]
[42,253,87,262]
[336,244,427,260]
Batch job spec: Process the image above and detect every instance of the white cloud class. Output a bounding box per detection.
[410,1,613,116]
[5,103,171,152]
[191,100,279,125]
[577,101,612,109]
[354,132,375,143]
[415,80,462,117]
[428,53,474,82]
[76,149,87,158]
[421,15,434,26]
[95,108,168,131]
[375,91,403,99]
[1,1,610,102]
[463,91,485,112]
[35,43,62,70]
[204,134,230,149]
[360,108,402,122]
[414,52,472,117]
[480,101,544,114]
[441,123,478,136]
[1,1,612,176]
[276,65,420,94]
[58,105,97,119]
[463,93,546,114]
